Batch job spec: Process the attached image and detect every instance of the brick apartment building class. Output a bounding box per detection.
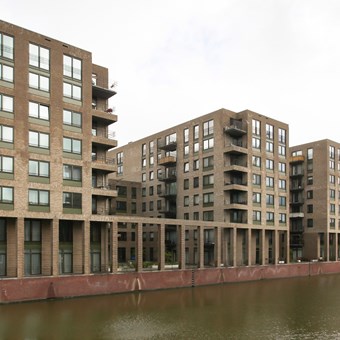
[0,20,118,277]
[290,139,340,261]
[110,109,290,266]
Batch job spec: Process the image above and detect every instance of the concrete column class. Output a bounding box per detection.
[247,228,251,266]
[261,229,266,265]
[158,223,165,270]
[136,222,143,272]
[232,227,237,267]
[16,217,24,278]
[325,232,329,261]
[274,230,279,265]
[286,230,290,264]
[83,220,90,274]
[198,226,204,268]
[110,221,118,273]
[215,226,221,267]
[51,218,59,276]
[179,224,186,269]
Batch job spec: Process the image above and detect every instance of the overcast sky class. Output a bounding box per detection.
[3,0,340,146]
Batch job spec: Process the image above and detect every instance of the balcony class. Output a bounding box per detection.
[92,83,116,100]
[92,108,117,125]
[91,130,118,149]
[159,191,177,198]
[224,199,248,210]
[224,181,248,191]
[290,198,304,205]
[224,142,247,155]
[290,212,305,218]
[291,184,304,191]
[92,208,115,216]
[92,155,116,172]
[158,156,177,166]
[158,170,177,182]
[224,160,248,173]
[92,183,117,197]
[158,140,177,151]
[289,155,305,163]
[225,122,247,137]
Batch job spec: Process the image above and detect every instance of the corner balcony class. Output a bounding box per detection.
[92,83,116,100]
[92,155,116,173]
[158,170,177,182]
[224,181,248,191]
[158,140,177,152]
[92,183,117,197]
[290,212,305,218]
[224,160,248,173]
[224,199,248,210]
[92,107,117,125]
[158,156,177,166]
[289,155,305,163]
[224,142,248,155]
[224,122,247,137]
[91,130,118,149]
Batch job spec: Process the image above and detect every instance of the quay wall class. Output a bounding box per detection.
[1,262,340,304]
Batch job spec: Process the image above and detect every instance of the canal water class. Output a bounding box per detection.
[1,274,340,339]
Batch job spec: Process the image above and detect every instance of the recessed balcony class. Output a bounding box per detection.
[92,184,117,197]
[224,142,247,155]
[91,130,117,149]
[92,108,117,125]
[225,122,247,137]
[92,155,116,172]
[92,84,116,99]
[158,156,177,166]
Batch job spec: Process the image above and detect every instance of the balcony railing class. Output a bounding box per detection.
[92,155,115,165]
[92,130,116,139]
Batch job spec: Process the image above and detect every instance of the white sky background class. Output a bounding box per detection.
[2,0,340,146]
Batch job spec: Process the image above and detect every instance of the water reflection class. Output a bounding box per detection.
[1,275,340,339]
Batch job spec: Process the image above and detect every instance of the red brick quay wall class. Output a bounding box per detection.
[1,262,340,304]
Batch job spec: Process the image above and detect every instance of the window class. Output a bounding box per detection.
[63,82,81,100]
[0,33,14,59]
[266,176,274,188]
[149,141,154,154]
[184,162,189,173]
[329,146,335,159]
[266,212,274,223]
[279,196,286,207]
[29,102,49,121]
[149,186,154,196]
[203,192,214,205]
[252,137,261,149]
[117,152,123,164]
[24,219,41,276]
[28,189,49,206]
[193,177,199,188]
[330,175,335,184]
[184,145,189,156]
[307,219,313,228]
[29,72,49,92]
[330,218,336,229]
[252,156,261,167]
[307,176,313,185]
[193,159,199,170]
[63,109,81,127]
[142,173,146,182]
[29,131,49,149]
[194,142,199,153]
[0,186,13,204]
[141,158,146,168]
[203,119,214,136]
[307,148,313,160]
[253,192,261,204]
[63,164,81,181]
[278,128,286,143]
[330,160,335,170]
[63,55,82,80]
[266,159,274,170]
[266,124,274,140]
[193,125,199,139]
[184,128,189,143]
[184,179,189,190]
[252,119,260,135]
[278,162,286,173]
[307,204,313,213]
[63,137,81,154]
[24,220,41,242]
[278,145,286,156]
[279,213,287,224]
[194,194,199,205]
[0,155,13,173]
[330,189,336,199]
[203,138,214,150]
[279,179,286,190]
[266,141,273,153]
[29,43,49,70]
[266,194,274,206]
[253,211,261,222]
[29,160,49,177]
[149,170,154,180]
[203,211,214,221]
[253,174,261,185]
[0,94,13,112]
[193,212,199,220]
[203,156,214,170]
[0,125,13,143]
[142,187,146,197]
[307,190,313,199]
[330,203,336,213]
[203,174,214,187]
[63,192,82,209]
[165,133,176,145]
[149,155,154,165]
[0,63,13,82]
[149,201,154,211]
[142,143,146,156]
[184,196,189,207]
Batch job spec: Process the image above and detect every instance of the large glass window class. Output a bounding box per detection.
[0,33,14,59]
[29,131,49,149]
[203,119,214,136]
[29,43,50,70]
[0,125,13,143]
[63,192,82,209]
[203,156,214,170]
[63,82,81,100]
[252,119,261,135]
[203,138,214,150]
[29,72,49,92]
[193,125,199,140]
[0,186,13,203]
[0,155,13,173]
[203,174,214,187]
[29,160,49,177]
[0,94,13,113]
[28,189,49,206]
[63,164,82,181]
[24,220,41,276]
[0,63,13,82]
[278,128,286,143]
[266,124,274,140]
[29,102,49,121]
[63,109,81,127]
[63,137,81,154]
[63,55,82,80]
